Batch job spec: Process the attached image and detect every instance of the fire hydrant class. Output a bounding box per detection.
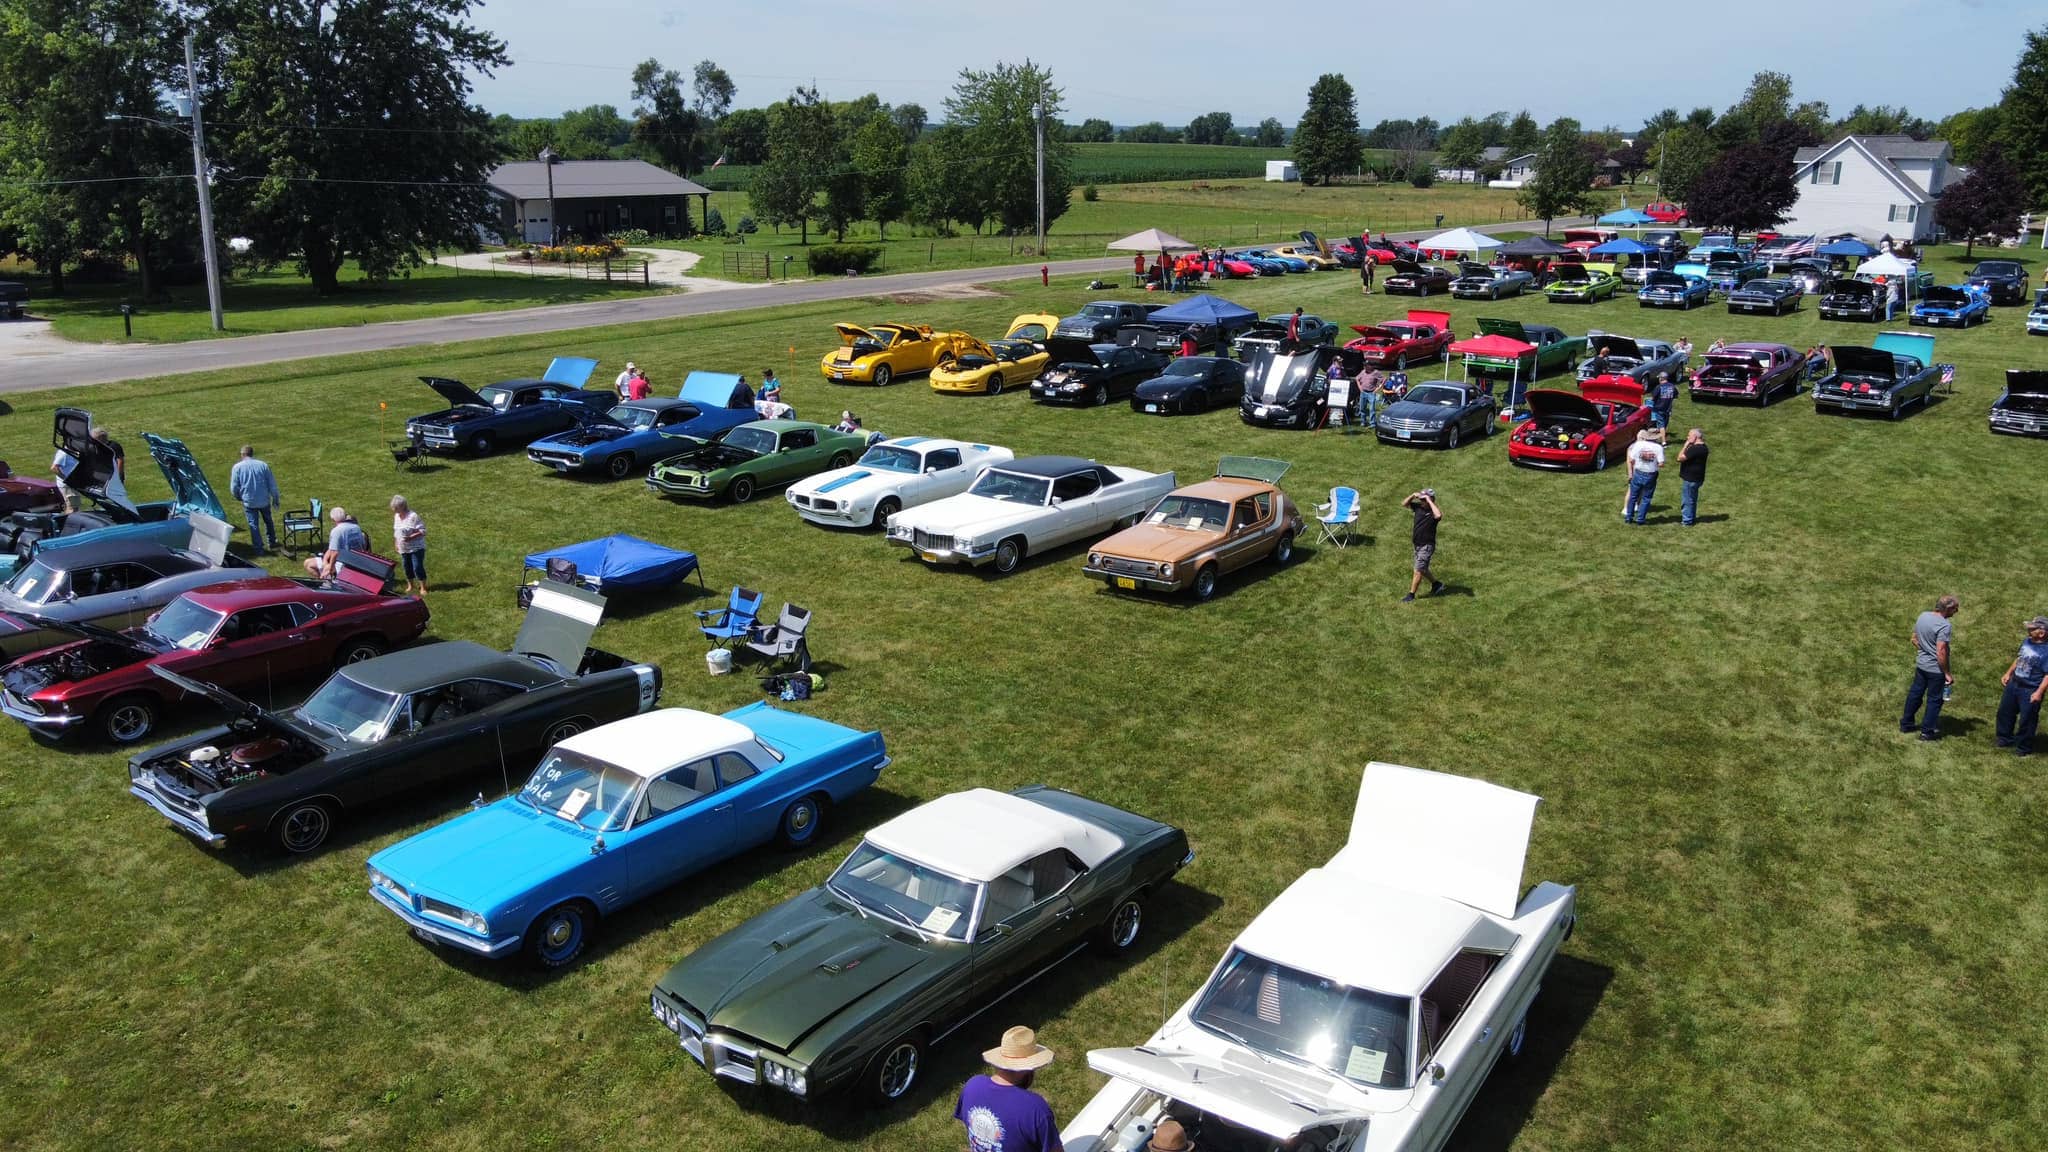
[1040,265,1049,287]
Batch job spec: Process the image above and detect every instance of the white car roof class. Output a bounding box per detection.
[863,788,1125,882]
[553,709,753,779]
[877,436,988,453]
[1234,869,1501,997]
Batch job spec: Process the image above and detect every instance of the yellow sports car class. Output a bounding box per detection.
[819,322,973,386]
[1270,244,1339,270]
[930,313,1059,395]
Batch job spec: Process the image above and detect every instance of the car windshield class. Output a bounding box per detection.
[293,673,402,743]
[858,445,922,473]
[1404,386,1467,407]
[720,426,777,455]
[605,405,660,429]
[968,470,1050,505]
[477,386,514,410]
[1192,947,1415,1090]
[1081,303,1121,319]
[516,746,642,832]
[3,558,62,605]
[144,598,225,650]
[828,840,979,942]
[1145,495,1230,531]
[1973,263,2019,275]
[1164,358,1211,377]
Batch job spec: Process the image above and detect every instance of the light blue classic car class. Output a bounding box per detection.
[366,702,889,968]
[525,371,764,480]
[1910,284,1992,328]
[0,409,229,579]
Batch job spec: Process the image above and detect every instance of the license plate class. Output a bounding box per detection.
[1116,577,1136,590]
[1397,429,1412,440]
[1144,404,1158,413]
[920,551,939,562]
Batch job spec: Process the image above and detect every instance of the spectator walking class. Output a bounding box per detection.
[1650,372,1679,428]
[1676,428,1708,526]
[1997,616,2048,757]
[1360,254,1375,294]
[49,443,81,513]
[613,361,639,391]
[1402,489,1445,602]
[390,496,427,596]
[305,507,370,580]
[1286,306,1303,342]
[955,1026,1063,1152]
[228,445,282,554]
[1624,428,1663,524]
[1902,595,1960,741]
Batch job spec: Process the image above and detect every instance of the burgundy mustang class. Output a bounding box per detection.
[1688,341,1805,405]
[0,566,428,744]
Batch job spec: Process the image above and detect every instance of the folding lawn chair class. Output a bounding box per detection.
[280,497,324,554]
[1316,487,1360,548]
[746,603,812,672]
[696,586,764,648]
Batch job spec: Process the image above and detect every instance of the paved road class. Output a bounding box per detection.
[0,218,1588,393]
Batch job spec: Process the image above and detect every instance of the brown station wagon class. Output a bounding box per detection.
[1081,457,1302,600]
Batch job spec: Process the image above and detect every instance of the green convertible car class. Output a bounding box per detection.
[649,786,1193,1104]
[645,419,869,503]
[1544,263,1620,303]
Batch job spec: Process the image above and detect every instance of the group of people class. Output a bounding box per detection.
[1902,597,2046,756]
[614,361,787,413]
[1622,426,1710,526]
[225,445,430,597]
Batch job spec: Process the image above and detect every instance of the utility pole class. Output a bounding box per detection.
[1034,88,1046,256]
[185,32,223,332]
[539,146,559,245]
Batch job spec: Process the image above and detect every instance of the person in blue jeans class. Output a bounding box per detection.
[1996,616,2048,756]
[1649,372,1679,428]
[1676,427,1708,525]
[1902,595,1959,740]
[1623,428,1663,525]
[227,445,281,554]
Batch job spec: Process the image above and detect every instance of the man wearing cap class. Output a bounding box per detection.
[613,361,639,391]
[1902,594,1959,741]
[955,1025,1063,1152]
[1996,616,2048,757]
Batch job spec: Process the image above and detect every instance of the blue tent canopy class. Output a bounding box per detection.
[1818,238,1880,258]
[1598,208,1656,227]
[1149,293,1258,329]
[523,535,702,592]
[1589,238,1656,255]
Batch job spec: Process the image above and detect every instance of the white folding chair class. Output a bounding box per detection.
[1316,487,1360,548]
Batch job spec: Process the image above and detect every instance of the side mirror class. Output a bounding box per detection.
[1426,1061,1446,1084]
[983,922,1014,939]
[1050,497,1064,507]
[926,466,939,474]
[590,834,607,857]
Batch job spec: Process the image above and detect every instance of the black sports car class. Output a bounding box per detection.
[127,583,661,855]
[1373,381,1499,450]
[1818,279,1882,321]
[1382,260,1456,296]
[1725,278,1805,316]
[1968,260,2030,306]
[1130,357,1247,415]
[1812,346,1943,419]
[1240,345,1364,429]
[1029,337,1167,406]
[1990,369,2048,437]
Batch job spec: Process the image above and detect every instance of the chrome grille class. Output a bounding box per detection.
[912,530,953,552]
[528,450,579,466]
[140,773,205,816]
[3,688,41,715]
[1379,416,1435,432]
[420,897,467,924]
[711,1036,760,1084]
[1102,557,1159,577]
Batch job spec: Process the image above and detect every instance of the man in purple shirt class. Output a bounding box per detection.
[955,1025,1063,1152]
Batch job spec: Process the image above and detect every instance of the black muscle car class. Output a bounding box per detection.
[1130,357,1246,415]
[1812,345,1943,419]
[127,583,661,854]
[1374,381,1499,449]
[1240,345,1364,429]
[1230,313,1339,358]
[1382,260,1456,296]
[1967,260,2030,306]
[1725,278,1805,316]
[1029,337,1167,406]
[1818,279,1882,321]
[1990,369,2048,437]
[403,359,617,455]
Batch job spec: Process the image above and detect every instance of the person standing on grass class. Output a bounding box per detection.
[956,1026,1063,1152]
[1996,616,2048,757]
[1623,427,1663,525]
[1287,306,1303,342]
[1134,253,1146,283]
[624,366,651,401]
[613,361,638,391]
[1902,595,1959,742]
[1179,328,1199,359]
[1401,489,1445,602]
[1650,371,1680,428]
[1673,335,1693,369]
[1360,253,1375,294]
[229,446,281,554]
[92,426,125,484]
[305,507,369,580]
[1676,428,1708,526]
[390,496,427,597]
[49,444,80,513]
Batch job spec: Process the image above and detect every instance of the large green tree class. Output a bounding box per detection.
[1993,25,2048,206]
[1683,143,1799,235]
[1503,109,1541,156]
[904,124,983,235]
[1515,117,1596,234]
[1292,73,1361,186]
[691,60,734,120]
[1185,111,1235,146]
[717,107,769,164]
[943,60,1073,242]
[1251,117,1286,147]
[1654,124,1719,204]
[850,112,907,238]
[1938,147,2027,257]
[205,0,507,295]
[1068,117,1114,143]
[751,85,836,243]
[630,59,707,174]
[1436,117,1487,176]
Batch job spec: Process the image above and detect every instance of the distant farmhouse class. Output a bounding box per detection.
[487,159,712,244]
[1784,135,1957,243]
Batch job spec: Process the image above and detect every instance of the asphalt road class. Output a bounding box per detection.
[0,218,1589,393]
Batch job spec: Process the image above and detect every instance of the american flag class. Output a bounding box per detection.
[710,153,727,169]
[1940,364,1956,386]
[1775,235,1818,258]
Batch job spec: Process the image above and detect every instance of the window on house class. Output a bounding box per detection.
[1831,161,1842,185]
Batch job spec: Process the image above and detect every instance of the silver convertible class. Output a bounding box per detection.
[1576,334,1689,386]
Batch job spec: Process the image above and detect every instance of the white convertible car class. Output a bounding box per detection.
[885,455,1176,575]
[785,436,1013,529]
[1062,762,1577,1152]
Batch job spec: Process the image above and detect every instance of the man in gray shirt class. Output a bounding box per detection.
[227,445,281,554]
[303,507,369,580]
[1901,594,1959,740]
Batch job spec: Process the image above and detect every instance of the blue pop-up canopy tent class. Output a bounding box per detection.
[1598,207,1657,228]
[523,534,703,593]
[1589,237,1656,256]
[1149,293,1259,347]
[1818,238,1880,258]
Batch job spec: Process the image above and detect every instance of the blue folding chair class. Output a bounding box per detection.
[1316,487,1360,548]
[696,586,764,647]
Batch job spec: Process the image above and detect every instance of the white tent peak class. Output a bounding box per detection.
[1107,228,1197,252]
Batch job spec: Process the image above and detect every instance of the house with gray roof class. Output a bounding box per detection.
[1784,135,1955,242]
[487,159,712,244]
[1435,146,1538,185]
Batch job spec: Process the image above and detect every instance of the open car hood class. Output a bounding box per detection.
[1005,313,1059,344]
[539,357,598,387]
[185,512,232,566]
[421,376,491,408]
[1115,326,1159,349]
[1550,264,1592,283]
[1086,1048,1374,1141]
[1296,230,1331,256]
[1043,336,1102,366]
[1390,260,1426,276]
[1329,761,1539,919]
[2005,370,2048,399]
[678,370,745,410]
[144,434,227,520]
[1590,336,1643,360]
[1476,317,1532,341]
[1827,346,1896,378]
[150,663,263,720]
[51,408,124,507]
[1523,389,1600,422]
[0,610,155,654]
[1918,287,1968,306]
[1580,378,1646,407]
[511,580,606,674]
[832,323,877,345]
[1348,325,1396,343]
[1217,456,1290,483]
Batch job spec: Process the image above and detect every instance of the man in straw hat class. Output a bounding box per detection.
[955,1025,1063,1152]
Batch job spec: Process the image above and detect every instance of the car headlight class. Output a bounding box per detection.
[763,1058,808,1096]
[956,537,979,552]
[1159,562,1174,578]
[368,867,405,899]
[459,909,488,935]
[1087,552,1101,567]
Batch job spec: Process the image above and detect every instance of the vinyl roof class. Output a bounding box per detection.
[341,640,554,694]
[863,788,1126,883]
[1001,455,1100,478]
[555,709,754,778]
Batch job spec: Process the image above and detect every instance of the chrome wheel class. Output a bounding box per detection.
[1273,533,1293,564]
[1110,899,1142,947]
[1507,1015,1528,1057]
[876,1039,920,1101]
[338,639,383,666]
[606,454,634,480]
[993,538,1023,575]
[1193,566,1217,601]
[873,365,893,387]
[527,901,592,969]
[777,795,824,847]
[102,697,156,744]
[544,718,585,744]
[985,374,1004,396]
[276,803,332,854]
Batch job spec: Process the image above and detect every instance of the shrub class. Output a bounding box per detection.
[805,244,883,275]
[607,228,653,245]
[705,207,727,235]
[1407,169,1436,189]
[1081,183,1099,202]
[737,214,758,235]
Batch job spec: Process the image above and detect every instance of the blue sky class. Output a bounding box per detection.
[469,0,2034,128]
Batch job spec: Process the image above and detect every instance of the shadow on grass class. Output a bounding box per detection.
[1445,952,1614,1152]
[599,582,715,622]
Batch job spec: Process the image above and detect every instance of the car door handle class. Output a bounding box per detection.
[1054,906,1075,921]
[286,633,306,641]
[1479,1026,1493,1043]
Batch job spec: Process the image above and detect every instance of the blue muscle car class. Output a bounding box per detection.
[1637,270,1712,309]
[1910,284,1992,328]
[366,702,890,967]
[1240,249,1311,273]
[403,357,617,455]
[526,373,762,479]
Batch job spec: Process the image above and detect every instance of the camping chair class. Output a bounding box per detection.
[696,586,764,648]
[280,497,324,554]
[388,429,426,471]
[518,556,590,608]
[1316,487,1360,548]
[745,603,812,671]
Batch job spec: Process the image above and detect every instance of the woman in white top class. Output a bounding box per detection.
[390,495,428,596]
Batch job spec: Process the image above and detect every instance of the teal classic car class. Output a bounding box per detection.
[650,786,1193,1103]
[1463,318,1588,381]
[645,420,869,504]
[1543,263,1619,303]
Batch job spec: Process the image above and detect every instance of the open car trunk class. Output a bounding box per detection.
[1328,761,1539,919]
[1085,1047,1373,1144]
[513,580,610,675]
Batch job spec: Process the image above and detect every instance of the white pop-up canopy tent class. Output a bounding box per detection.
[1856,251,1919,318]
[1108,228,1197,252]
[1416,226,1503,257]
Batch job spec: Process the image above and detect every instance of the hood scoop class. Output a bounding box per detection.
[817,938,892,975]
[768,920,831,953]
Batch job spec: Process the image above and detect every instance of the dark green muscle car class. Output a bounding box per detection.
[649,786,1192,1104]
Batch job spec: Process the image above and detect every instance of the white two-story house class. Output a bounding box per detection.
[1784,135,1956,242]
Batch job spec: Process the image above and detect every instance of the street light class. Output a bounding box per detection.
[106,30,223,332]
[538,146,559,246]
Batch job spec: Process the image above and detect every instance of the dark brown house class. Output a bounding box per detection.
[488,159,712,244]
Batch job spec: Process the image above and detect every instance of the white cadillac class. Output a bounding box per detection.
[785,436,1013,529]
[1062,763,1577,1152]
[885,455,1176,575]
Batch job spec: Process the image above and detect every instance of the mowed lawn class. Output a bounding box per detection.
[1,248,2044,1152]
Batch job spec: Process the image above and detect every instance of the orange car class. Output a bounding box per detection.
[1080,457,1302,600]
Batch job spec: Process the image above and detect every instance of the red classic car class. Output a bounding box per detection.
[1689,342,1805,405]
[1204,254,1258,279]
[1346,309,1454,369]
[0,461,62,516]
[1560,228,1619,254]
[1508,377,1652,471]
[1644,202,1687,224]
[0,567,429,744]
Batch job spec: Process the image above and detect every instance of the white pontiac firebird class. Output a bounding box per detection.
[1061,762,1577,1152]
[785,436,1013,529]
[884,455,1176,576]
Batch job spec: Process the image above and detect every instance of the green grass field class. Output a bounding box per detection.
[2,244,2043,1152]
[696,142,1330,192]
[7,258,670,344]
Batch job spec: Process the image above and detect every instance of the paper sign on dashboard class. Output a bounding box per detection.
[1344,1046,1387,1083]
[920,906,961,933]
[556,788,592,821]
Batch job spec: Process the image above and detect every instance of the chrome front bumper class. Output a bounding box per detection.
[887,536,993,566]
[128,781,226,846]
[1,691,81,731]
[368,885,521,958]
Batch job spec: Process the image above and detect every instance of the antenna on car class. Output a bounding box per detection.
[495,726,511,799]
